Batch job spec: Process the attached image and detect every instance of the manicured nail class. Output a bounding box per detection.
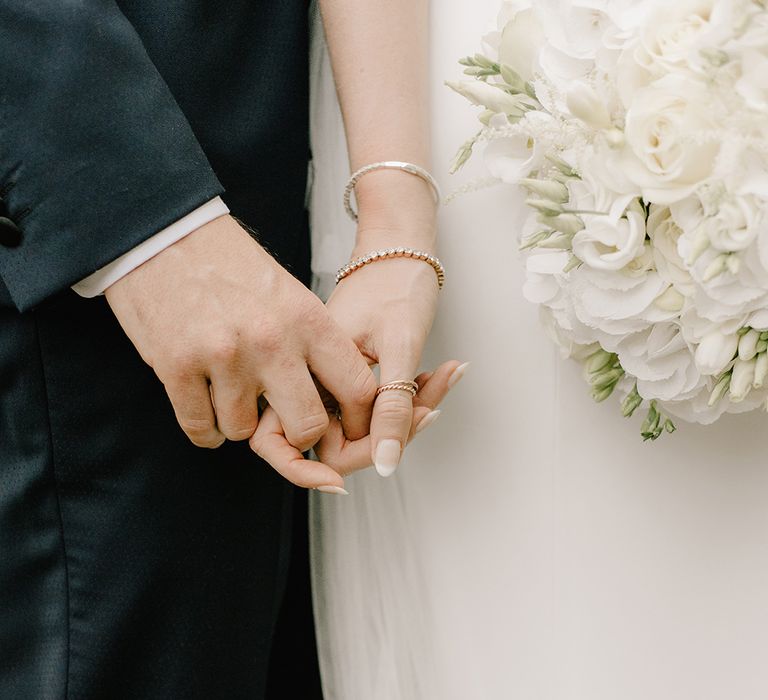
[375,439,402,478]
[315,485,350,496]
[447,362,470,389]
[415,409,442,434]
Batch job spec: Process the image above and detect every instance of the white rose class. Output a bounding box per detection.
[572,209,647,271]
[615,0,716,102]
[638,0,716,72]
[619,74,721,204]
[538,0,631,61]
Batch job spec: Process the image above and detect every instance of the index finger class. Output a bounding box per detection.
[307,319,378,441]
[249,406,347,491]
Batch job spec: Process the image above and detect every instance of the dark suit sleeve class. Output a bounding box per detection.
[0,1,224,312]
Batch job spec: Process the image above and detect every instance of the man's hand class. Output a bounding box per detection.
[106,215,378,472]
[249,360,465,488]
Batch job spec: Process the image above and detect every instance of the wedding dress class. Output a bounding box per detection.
[309,2,768,699]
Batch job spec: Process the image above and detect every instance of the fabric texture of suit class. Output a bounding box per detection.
[0,1,321,697]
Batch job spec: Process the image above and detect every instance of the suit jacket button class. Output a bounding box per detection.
[0,216,22,247]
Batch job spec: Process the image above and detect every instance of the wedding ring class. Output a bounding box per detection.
[376,380,419,398]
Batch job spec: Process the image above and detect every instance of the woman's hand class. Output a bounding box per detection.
[327,170,451,476]
[326,243,440,476]
[249,361,466,492]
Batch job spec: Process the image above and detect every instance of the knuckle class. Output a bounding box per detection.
[349,365,378,405]
[180,420,223,449]
[207,335,239,365]
[178,419,217,444]
[161,349,199,380]
[223,424,258,442]
[253,323,283,355]
[296,297,327,327]
[288,412,330,449]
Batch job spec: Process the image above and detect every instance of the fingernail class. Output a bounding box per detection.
[415,409,442,434]
[447,362,470,389]
[375,439,402,478]
[315,485,350,496]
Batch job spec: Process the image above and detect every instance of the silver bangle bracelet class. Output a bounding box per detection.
[343,161,442,222]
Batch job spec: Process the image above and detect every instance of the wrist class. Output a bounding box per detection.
[353,170,438,254]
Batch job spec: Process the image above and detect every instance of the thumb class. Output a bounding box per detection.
[371,355,419,478]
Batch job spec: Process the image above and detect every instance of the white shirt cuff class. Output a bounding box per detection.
[72,196,230,298]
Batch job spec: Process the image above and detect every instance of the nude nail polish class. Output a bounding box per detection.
[315,485,350,496]
[375,439,402,478]
[415,409,442,434]
[447,362,470,389]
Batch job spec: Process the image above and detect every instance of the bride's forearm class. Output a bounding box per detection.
[319,0,436,251]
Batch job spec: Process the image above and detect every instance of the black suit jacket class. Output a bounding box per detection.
[0,3,320,698]
[0,0,311,311]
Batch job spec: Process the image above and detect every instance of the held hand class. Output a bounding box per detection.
[249,360,465,491]
[106,215,377,454]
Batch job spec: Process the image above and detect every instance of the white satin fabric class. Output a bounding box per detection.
[309,3,768,699]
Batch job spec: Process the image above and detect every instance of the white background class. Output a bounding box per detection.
[400,1,768,697]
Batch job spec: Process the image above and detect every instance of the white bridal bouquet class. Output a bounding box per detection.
[449,0,768,439]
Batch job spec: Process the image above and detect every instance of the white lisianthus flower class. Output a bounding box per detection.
[498,6,544,82]
[647,204,695,296]
[614,323,703,401]
[572,209,647,271]
[484,133,545,184]
[702,196,763,253]
[619,74,721,204]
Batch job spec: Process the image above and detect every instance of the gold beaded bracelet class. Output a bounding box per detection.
[335,247,445,290]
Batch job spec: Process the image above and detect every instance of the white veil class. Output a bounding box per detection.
[308,5,439,698]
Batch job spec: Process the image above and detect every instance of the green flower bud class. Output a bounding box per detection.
[708,371,732,407]
[545,154,578,177]
[519,178,570,203]
[592,368,624,391]
[591,385,615,403]
[519,230,553,251]
[754,352,768,389]
[621,384,643,418]
[538,213,585,236]
[527,198,565,217]
[586,348,614,374]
